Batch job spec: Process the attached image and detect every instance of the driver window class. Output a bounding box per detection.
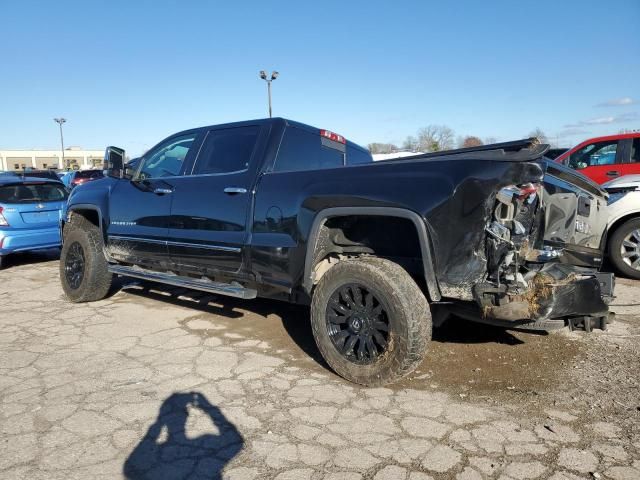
[568,140,618,169]
[135,133,197,180]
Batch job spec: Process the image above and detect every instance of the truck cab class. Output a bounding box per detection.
[75,119,371,282]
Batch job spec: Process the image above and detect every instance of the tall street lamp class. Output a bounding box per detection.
[53,118,67,169]
[259,70,279,118]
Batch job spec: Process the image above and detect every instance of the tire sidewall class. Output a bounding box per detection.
[311,260,424,386]
[60,224,106,301]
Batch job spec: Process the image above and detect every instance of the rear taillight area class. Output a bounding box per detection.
[484,182,546,289]
[490,182,541,242]
[0,206,9,227]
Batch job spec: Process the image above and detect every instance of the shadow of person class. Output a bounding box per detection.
[124,392,243,480]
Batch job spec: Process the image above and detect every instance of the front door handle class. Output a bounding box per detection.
[606,170,620,177]
[223,187,247,194]
[153,187,173,195]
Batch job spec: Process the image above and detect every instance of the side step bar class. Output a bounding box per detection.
[108,264,257,300]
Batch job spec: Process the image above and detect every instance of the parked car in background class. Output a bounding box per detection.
[602,174,640,279]
[1,169,63,183]
[59,171,73,186]
[555,133,640,184]
[0,176,68,268]
[61,169,104,189]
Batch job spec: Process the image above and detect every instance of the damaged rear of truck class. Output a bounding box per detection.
[412,139,613,332]
[290,135,614,384]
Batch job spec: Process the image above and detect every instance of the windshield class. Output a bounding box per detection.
[0,183,68,204]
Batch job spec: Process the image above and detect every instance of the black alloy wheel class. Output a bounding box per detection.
[64,241,85,290]
[326,283,390,364]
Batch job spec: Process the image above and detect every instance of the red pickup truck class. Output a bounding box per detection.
[555,133,640,184]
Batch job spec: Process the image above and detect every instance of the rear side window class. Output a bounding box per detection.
[274,127,344,172]
[193,127,259,175]
[0,183,68,204]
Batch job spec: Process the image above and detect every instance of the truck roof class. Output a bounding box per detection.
[172,117,370,155]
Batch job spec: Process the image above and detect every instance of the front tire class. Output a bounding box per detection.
[60,216,112,302]
[310,257,431,386]
[608,218,640,280]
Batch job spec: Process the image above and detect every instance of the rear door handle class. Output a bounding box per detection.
[153,187,173,195]
[606,170,620,177]
[223,187,247,194]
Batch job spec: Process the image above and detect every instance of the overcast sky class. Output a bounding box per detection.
[1,0,638,155]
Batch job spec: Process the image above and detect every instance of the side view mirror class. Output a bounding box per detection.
[124,157,141,180]
[104,146,125,178]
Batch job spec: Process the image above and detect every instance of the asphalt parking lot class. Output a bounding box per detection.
[1,250,639,480]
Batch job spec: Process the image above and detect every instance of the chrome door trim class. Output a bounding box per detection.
[108,235,241,253]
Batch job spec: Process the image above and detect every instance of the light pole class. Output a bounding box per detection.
[259,70,279,118]
[53,117,67,169]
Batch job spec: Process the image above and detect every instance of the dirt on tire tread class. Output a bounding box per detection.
[60,215,112,303]
[310,256,431,386]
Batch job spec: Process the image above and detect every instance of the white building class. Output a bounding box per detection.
[0,147,104,171]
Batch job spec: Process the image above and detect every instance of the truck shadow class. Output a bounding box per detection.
[118,281,529,369]
[123,391,243,480]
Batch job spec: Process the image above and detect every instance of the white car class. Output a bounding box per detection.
[603,174,640,279]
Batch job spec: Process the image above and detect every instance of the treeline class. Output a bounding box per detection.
[368,126,548,154]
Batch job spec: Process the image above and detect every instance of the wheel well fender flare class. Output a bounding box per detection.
[603,211,640,251]
[302,207,441,301]
[64,205,105,240]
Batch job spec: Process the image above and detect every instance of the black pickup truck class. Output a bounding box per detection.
[59,118,614,386]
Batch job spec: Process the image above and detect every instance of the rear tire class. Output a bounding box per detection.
[608,218,640,280]
[60,215,112,302]
[310,256,431,386]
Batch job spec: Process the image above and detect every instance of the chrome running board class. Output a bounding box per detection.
[108,264,257,300]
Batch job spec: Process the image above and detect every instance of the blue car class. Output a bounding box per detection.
[0,176,68,268]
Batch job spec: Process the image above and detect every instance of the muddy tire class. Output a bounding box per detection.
[310,256,431,386]
[608,218,640,280]
[59,215,112,302]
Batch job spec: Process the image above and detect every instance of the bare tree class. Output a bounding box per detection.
[368,143,399,154]
[460,136,483,148]
[528,128,548,144]
[484,136,498,145]
[402,135,419,152]
[416,125,455,152]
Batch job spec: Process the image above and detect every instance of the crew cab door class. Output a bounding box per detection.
[566,138,624,184]
[166,125,267,276]
[106,132,201,269]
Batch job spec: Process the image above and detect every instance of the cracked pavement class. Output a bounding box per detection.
[1,252,639,479]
